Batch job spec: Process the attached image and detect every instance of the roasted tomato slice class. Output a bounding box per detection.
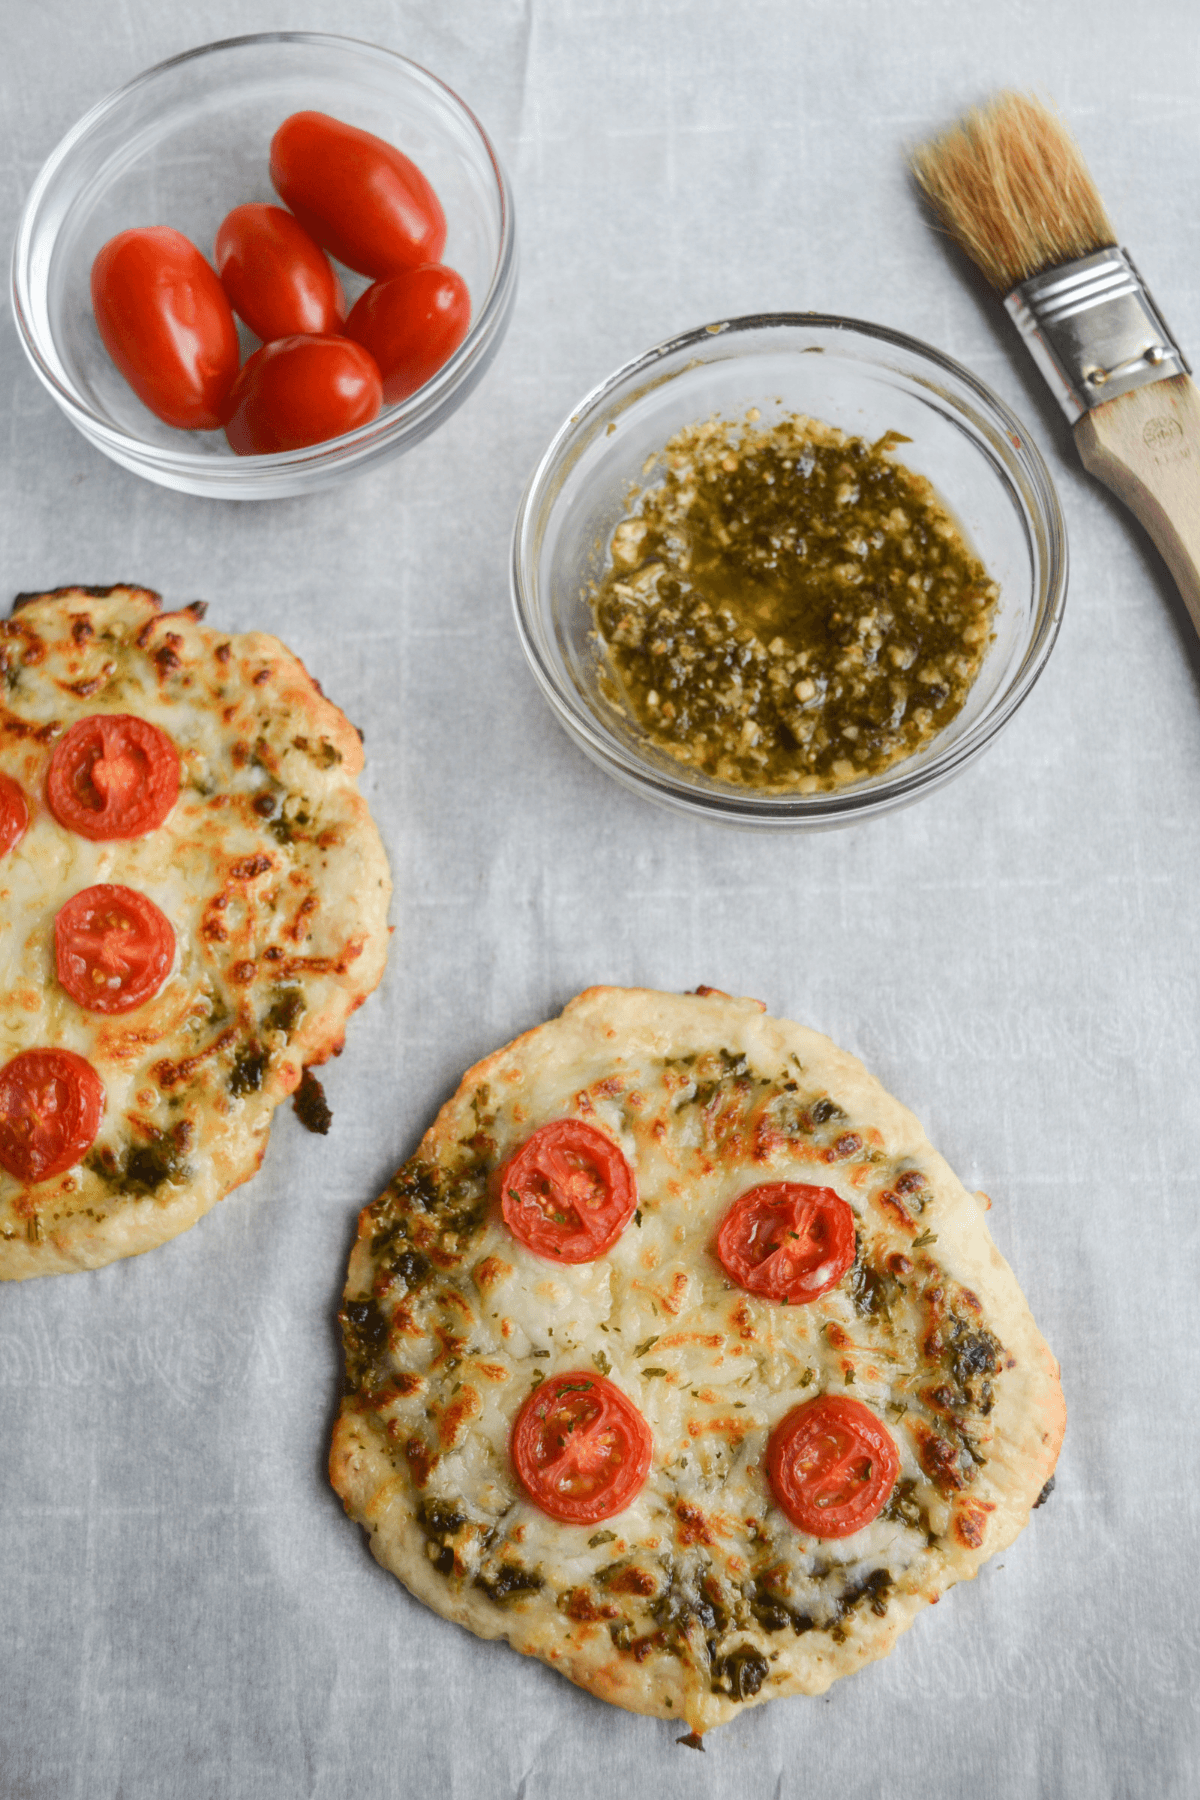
[766,1395,899,1539]
[0,772,29,854]
[511,1372,653,1524]
[499,1119,637,1263]
[55,885,175,1015]
[46,715,179,841]
[716,1181,855,1304]
[0,1048,106,1184]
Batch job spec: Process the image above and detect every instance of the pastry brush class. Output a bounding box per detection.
[911,91,1200,640]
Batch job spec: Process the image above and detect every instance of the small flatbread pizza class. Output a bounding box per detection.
[0,586,390,1279]
[331,988,1063,1736]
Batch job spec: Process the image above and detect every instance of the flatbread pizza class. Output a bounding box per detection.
[0,585,391,1279]
[330,987,1063,1735]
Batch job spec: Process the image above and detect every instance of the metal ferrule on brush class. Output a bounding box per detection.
[1004,246,1190,424]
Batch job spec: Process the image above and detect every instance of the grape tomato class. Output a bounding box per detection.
[221,335,382,455]
[215,204,345,342]
[269,111,446,279]
[90,228,239,429]
[345,264,471,404]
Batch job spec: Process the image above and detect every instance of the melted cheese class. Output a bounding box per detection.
[333,989,1063,1733]
[0,589,390,1277]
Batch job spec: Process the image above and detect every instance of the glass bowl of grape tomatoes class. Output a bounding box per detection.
[11,33,517,498]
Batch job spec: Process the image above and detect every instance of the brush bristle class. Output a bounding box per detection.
[911,91,1117,292]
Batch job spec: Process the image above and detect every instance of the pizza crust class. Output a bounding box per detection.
[0,586,391,1278]
[331,988,1064,1733]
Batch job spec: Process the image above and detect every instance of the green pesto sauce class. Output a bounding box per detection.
[591,412,999,791]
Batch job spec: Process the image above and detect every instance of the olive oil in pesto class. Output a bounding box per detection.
[591,410,999,791]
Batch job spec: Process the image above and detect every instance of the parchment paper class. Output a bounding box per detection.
[1,3,1197,1797]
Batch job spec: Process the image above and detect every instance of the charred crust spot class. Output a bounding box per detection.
[677,1733,705,1752]
[58,671,109,698]
[606,1565,658,1597]
[154,1024,237,1090]
[70,614,93,643]
[153,633,183,676]
[216,642,232,663]
[230,853,275,880]
[404,1436,436,1488]
[293,1069,332,1135]
[253,791,278,816]
[472,1254,513,1290]
[826,1132,862,1161]
[14,584,156,611]
[953,1501,995,1548]
[675,1502,717,1547]
[876,1189,916,1229]
[629,1629,668,1663]
[252,666,272,685]
[1033,1475,1056,1509]
[915,1422,968,1491]
[562,1586,619,1622]
[894,1170,928,1196]
[436,1385,480,1449]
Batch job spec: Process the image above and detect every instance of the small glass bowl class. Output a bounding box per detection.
[11,32,517,499]
[511,314,1068,828]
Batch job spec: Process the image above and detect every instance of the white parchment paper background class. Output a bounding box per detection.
[1,3,1197,1797]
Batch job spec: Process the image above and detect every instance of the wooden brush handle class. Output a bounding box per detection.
[1073,373,1200,640]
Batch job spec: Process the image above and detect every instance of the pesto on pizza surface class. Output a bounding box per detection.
[331,988,1062,1734]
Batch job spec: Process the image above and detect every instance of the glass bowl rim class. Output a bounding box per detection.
[9,29,517,477]
[510,309,1069,826]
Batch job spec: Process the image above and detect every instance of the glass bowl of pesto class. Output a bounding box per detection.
[511,314,1067,828]
[11,33,516,499]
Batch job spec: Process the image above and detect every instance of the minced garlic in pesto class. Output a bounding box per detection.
[590,411,999,791]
